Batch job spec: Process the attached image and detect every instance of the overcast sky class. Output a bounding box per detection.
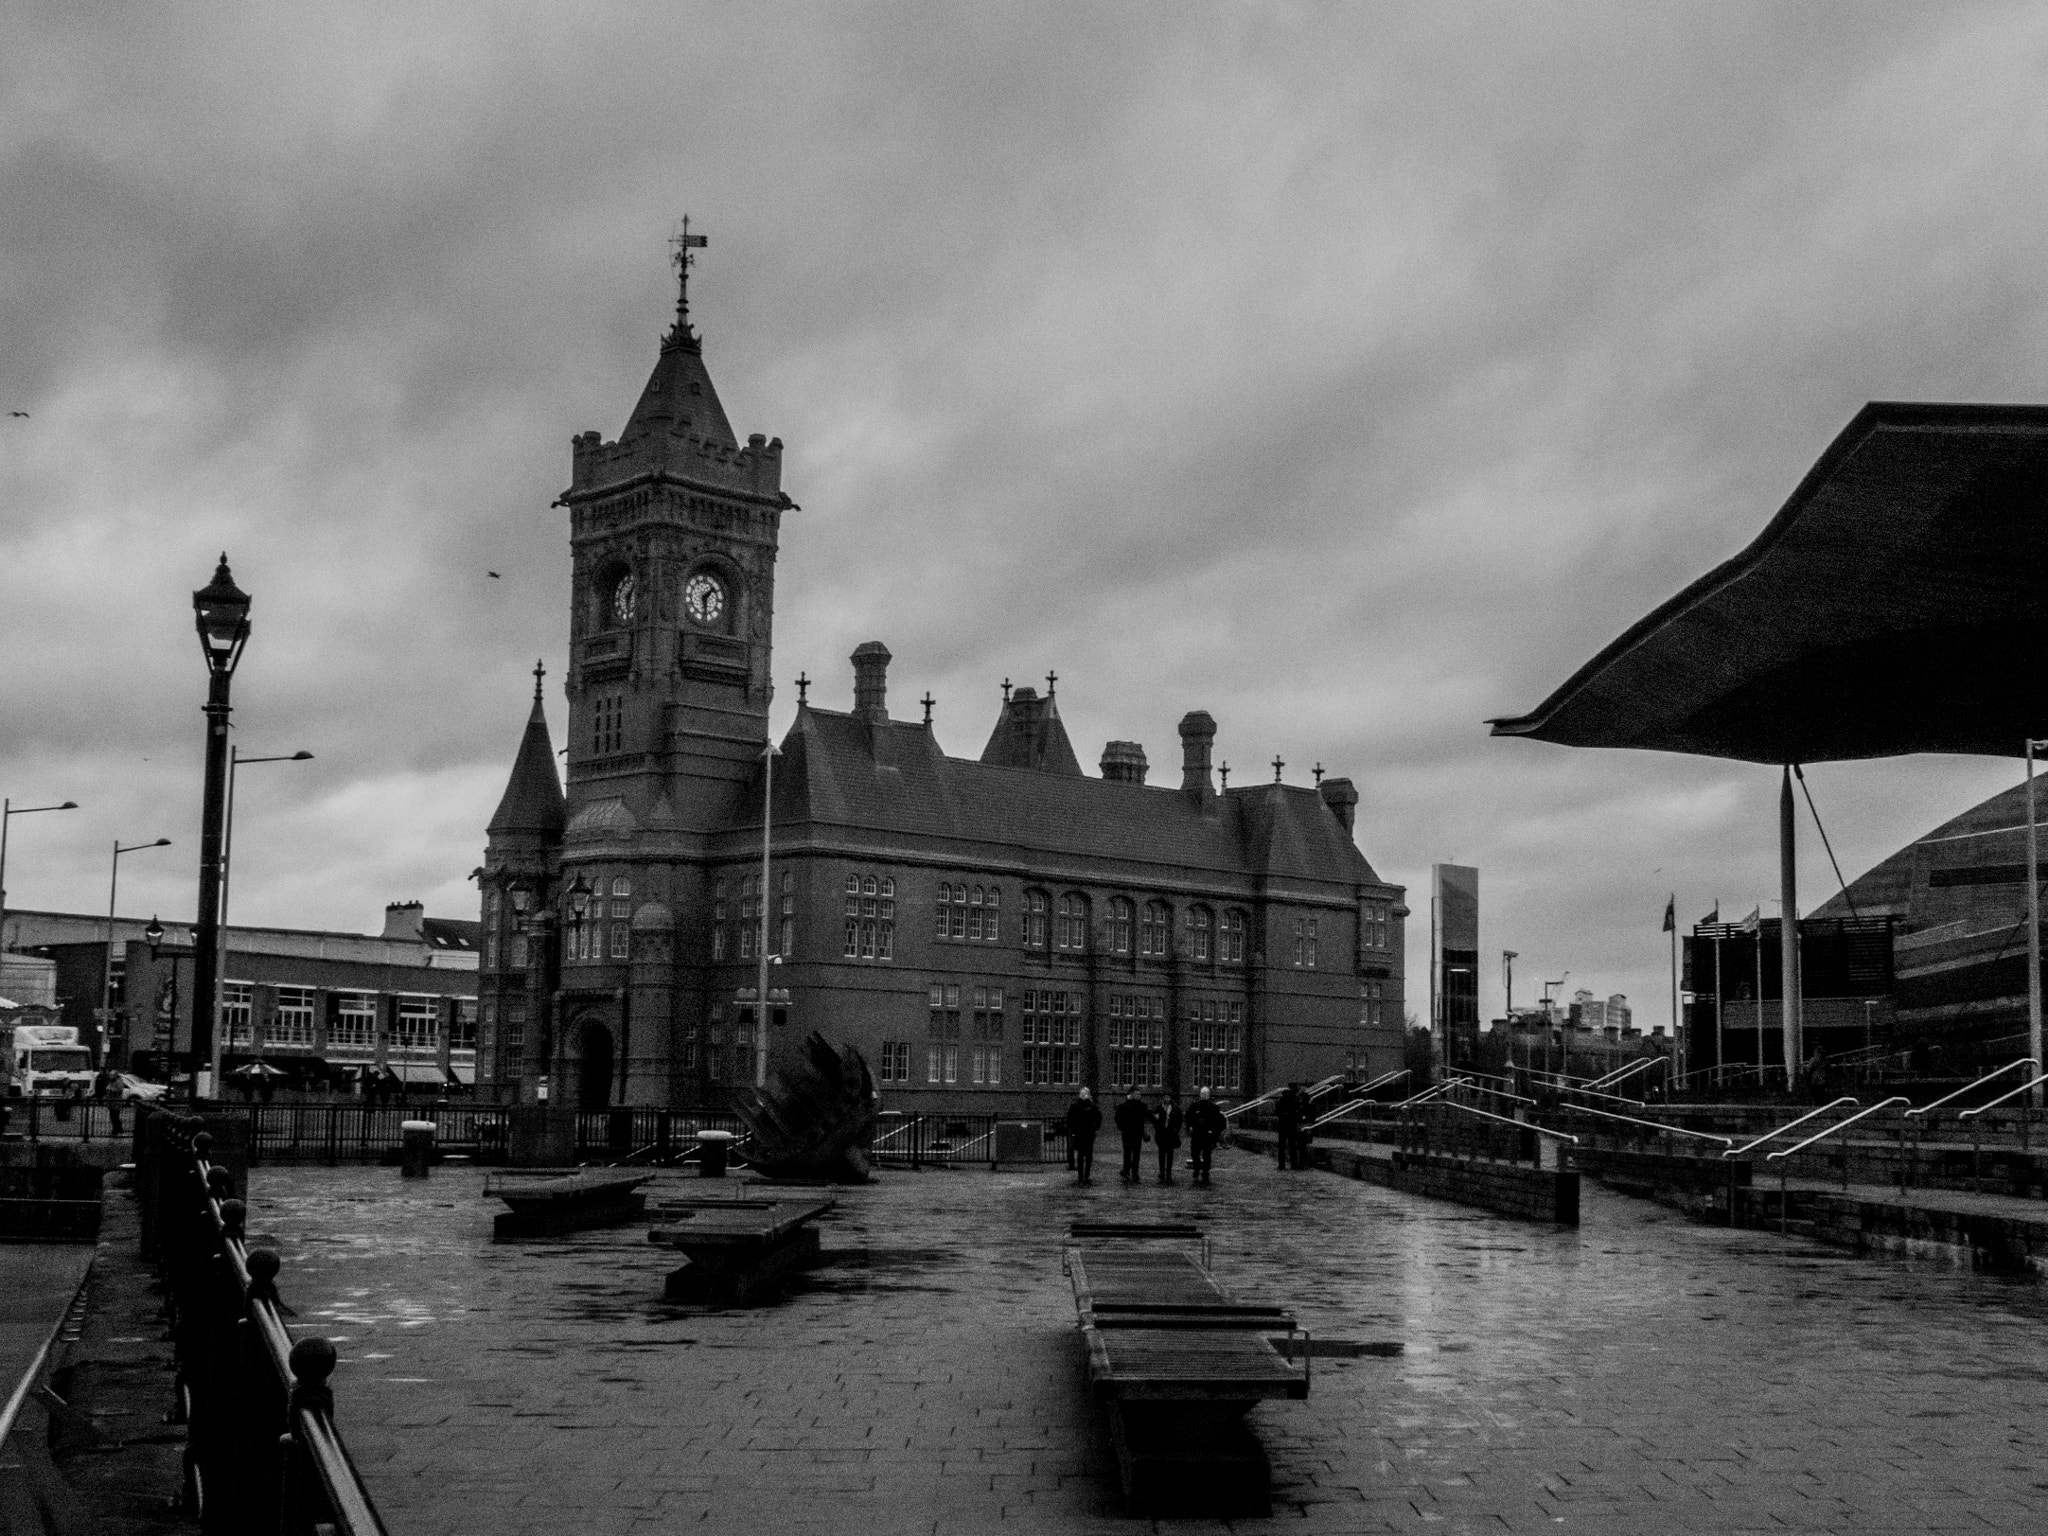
[2,1,2039,1026]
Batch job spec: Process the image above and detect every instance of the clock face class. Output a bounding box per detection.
[684,572,726,626]
[609,572,636,624]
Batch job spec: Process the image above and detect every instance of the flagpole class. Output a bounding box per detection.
[1668,892,1679,1097]
[2028,738,2041,1109]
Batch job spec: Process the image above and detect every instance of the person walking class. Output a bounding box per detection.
[1152,1092,1183,1184]
[1273,1082,1301,1170]
[94,1064,124,1136]
[1065,1087,1102,1185]
[1187,1087,1225,1185]
[1114,1088,1150,1184]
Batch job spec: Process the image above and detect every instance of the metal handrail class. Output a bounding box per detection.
[1721,1097,1860,1158]
[1559,1102,1732,1145]
[1767,1097,1911,1160]
[1220,1074,1346,1122]
[1303,1070,1409,1130]
[1588,1056,1670,1092]
[1395,1076,1469,1108]
[1551,1081,1648,1110]
[1448,1077,1536,1106]
[1959,1073,2048,1119]
[0,1262,89,1452]
[1905,1058,2041,1118]
[1436,1098,1578,1144]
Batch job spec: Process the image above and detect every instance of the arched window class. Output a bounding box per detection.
[1056,893,1090,952]
[1141,901,1171,957]
[1220,908,1247,964]
[611,875,631,898]
[968,885,985,941]
[610,921,629,959]
[985,886,1001,943]
[778,870,794,956]
[1186,905,1214,962]
[1106,897,1133,955]
[1023,889,1050,949]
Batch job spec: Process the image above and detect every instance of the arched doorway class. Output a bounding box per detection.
[576,1021,615,1110]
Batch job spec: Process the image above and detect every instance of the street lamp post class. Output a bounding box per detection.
[208,746,313,1090]
[190,555,251,1097]
[102,837,172,1070]
[0,797,79,952]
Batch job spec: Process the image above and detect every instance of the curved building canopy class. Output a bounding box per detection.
[1490,402,2048,764]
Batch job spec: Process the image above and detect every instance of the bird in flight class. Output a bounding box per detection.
[7,411,26,418]
[488,571,501,579]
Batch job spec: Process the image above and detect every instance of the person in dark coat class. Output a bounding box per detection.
[1151,1093,1183,1183]
[1186,1087,1226,1185]
[1064,1088,1102,1185]
[1113,1089,1150,1184]
[1273,1083,1301,1169]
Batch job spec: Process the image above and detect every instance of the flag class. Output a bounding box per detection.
[680,232,707,248]
[1701,901,1719,925]
[1661,895,1675,933]
[1739,906,1760,932]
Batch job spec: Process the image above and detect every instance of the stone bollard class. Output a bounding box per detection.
[400,1120,437,1179]
[696,1128,735,1178]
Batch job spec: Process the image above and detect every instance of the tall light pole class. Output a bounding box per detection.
[1,798,79,952]
[190,555,251,1097]
[754,738,781,1089]
[209,746,313,1090]
[102,837,172,1070]
[2028,738,2045,1108]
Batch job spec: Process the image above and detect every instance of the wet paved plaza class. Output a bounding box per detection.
[247,1147,2048,1534]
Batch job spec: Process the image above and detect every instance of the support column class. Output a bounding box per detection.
[1779,765,1801,1087]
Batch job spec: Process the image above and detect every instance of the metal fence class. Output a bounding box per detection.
[140,1109,388,1535]
[870,1113,1070,1169]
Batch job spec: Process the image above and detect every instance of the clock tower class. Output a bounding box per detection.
[559,239,793,837]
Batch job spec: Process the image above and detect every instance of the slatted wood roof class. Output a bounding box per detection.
[1490,403,2048,764]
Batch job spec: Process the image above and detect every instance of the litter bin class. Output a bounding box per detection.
[696,1128,735,1178]
[401,1120,437,1179]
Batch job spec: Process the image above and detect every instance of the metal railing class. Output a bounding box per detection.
[869,1113,1069,1169]
[1764,1097,1912,1161]
[1221,1073,1347,1121]
[1304,1069,1409,1130]
[1721,1097,1861,1159]
[143,1110,388,1534]
[1905,1058,2041,1119]
[1960,1073,2048,1119]
[1556,1102,1733,1148]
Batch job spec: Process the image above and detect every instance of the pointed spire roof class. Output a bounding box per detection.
[619,230,737,450]
[487,662,567,838]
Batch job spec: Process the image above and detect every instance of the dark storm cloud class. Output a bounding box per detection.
[2,1,2043,1019]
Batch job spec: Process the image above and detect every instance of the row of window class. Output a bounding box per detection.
[1361,979,1390,1028]
[219,986,477,1053]
[713,871,795,961]
[934,884,1002,943]
[843,872,897,961]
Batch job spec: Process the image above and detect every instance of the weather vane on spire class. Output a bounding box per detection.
[665,215,709,352]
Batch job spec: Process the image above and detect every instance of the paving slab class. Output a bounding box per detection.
[243,1144,2048,1533]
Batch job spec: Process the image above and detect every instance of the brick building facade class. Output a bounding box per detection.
[479,266,1406,1113]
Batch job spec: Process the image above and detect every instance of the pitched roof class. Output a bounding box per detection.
[979,686,1083,776]
[487,688,566,838]
[759,707,1381,889]
[419,917,481,951]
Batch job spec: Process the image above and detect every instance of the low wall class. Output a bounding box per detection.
[1231,1131,1578,1226]
[1737,1188,2048,1278]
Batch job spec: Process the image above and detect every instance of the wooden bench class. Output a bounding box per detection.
[1065,1234,1307,1514]
[649,1196,836,1303]
[487,1171,652,1242]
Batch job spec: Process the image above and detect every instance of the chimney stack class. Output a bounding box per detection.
[1178,711,1216,798]
[851,641,891,723]
[1318,776,1358,835]
[382,901,426,940]
[1100,741,1149,784]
